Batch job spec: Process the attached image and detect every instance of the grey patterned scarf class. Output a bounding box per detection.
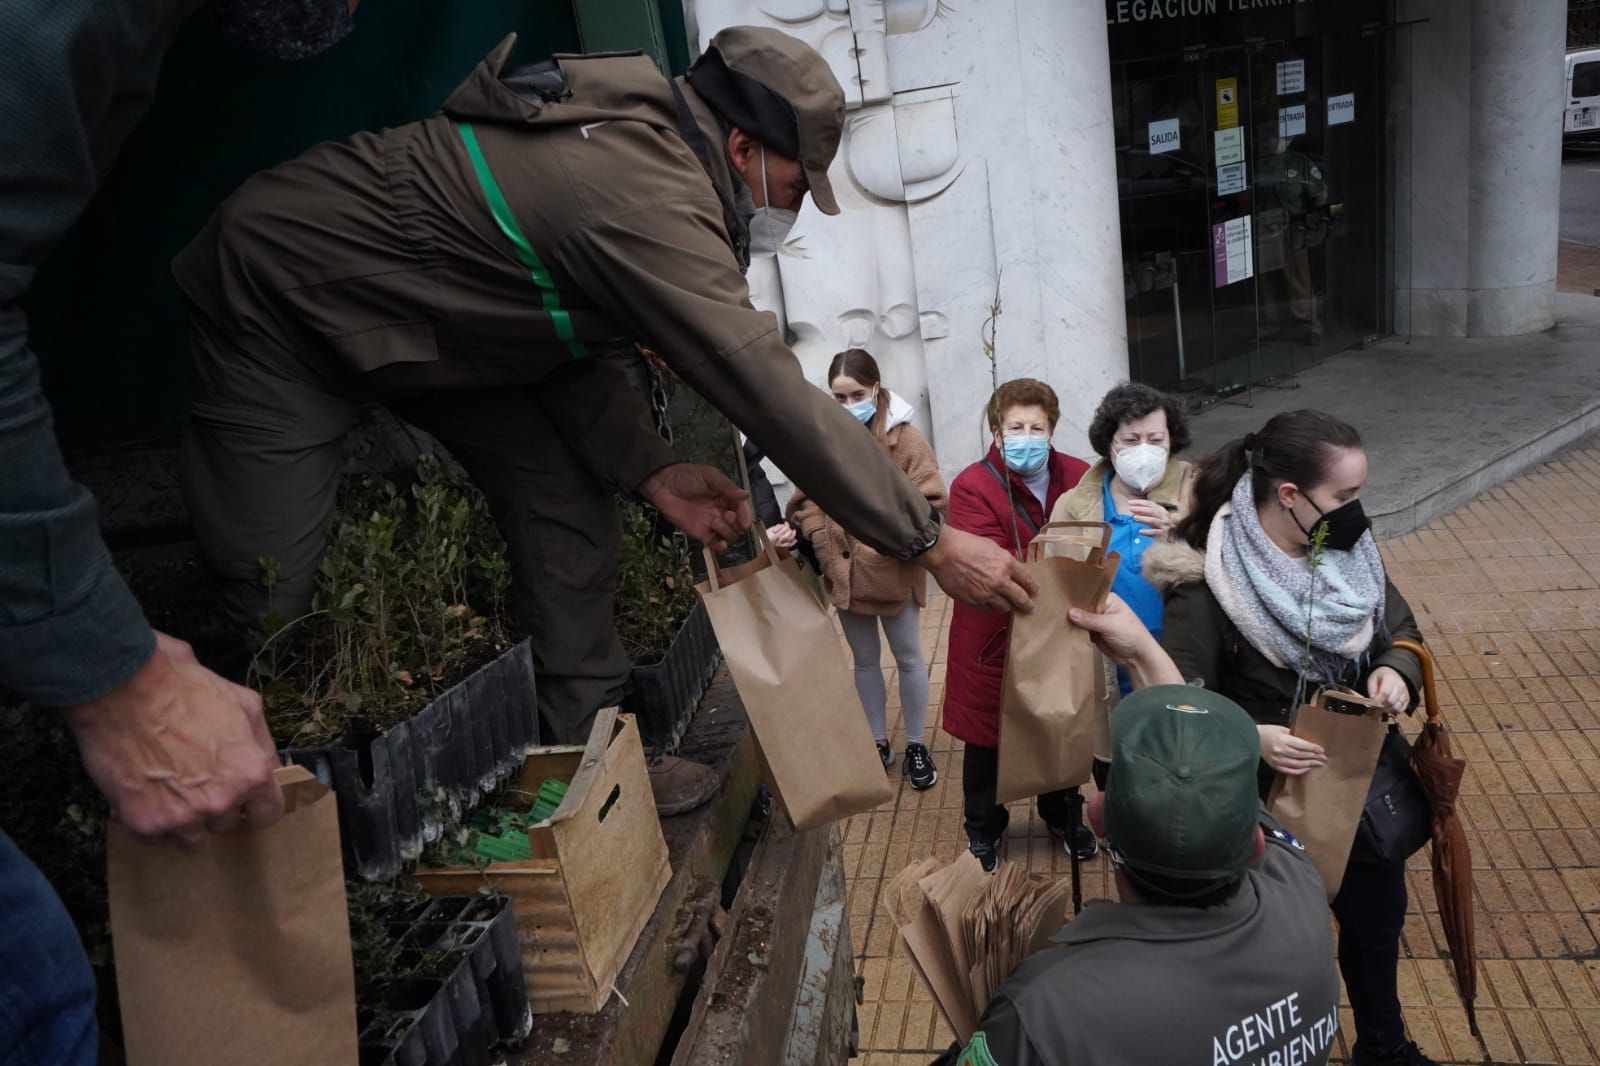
[1204,473,1387,690]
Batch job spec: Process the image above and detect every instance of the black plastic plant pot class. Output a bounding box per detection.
[623,597,722,752]
[286,641,540,882]
[358,895,532,1066]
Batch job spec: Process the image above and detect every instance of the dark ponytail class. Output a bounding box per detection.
[1175,409,1363,549]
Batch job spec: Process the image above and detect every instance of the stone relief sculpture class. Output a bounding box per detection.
[692,0,964,494]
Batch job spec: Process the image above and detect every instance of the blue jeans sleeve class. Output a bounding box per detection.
[0,828,98,1065]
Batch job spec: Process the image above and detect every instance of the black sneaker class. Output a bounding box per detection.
[903,743,938,790]
[968,837,999,874]
[876,740,893,769]
[1350,1041,1439,1066]
[1049,819,1100,861]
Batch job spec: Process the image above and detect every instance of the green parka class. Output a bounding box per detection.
[1144,540,1423,793]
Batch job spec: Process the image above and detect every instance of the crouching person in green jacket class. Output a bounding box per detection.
[941,598,1340,1066]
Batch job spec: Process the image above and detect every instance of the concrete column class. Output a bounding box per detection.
[1465,0,1565,335]
[1391,0,1472,336]
[1393,0,1565,337]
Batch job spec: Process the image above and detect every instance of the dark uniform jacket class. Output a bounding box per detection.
[955,813,1340,1066]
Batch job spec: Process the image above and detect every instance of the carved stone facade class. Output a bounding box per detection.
[691,0,1129,490]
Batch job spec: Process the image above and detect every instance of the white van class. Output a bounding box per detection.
[1567,47,1600,143]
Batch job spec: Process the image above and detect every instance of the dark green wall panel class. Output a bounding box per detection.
[31,1,582,452]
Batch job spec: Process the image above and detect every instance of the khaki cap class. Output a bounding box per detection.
[699,26,845,215]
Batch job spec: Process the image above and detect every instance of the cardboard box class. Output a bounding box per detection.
[415,707,670,1013]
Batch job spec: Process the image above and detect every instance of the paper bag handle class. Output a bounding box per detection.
[1027,521,1111,563]
[1034,521,1112,551]
[702,522,783,593]
[1387,638,1440,725]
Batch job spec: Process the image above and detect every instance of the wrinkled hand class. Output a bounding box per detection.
[62,632,284,847]
[766,522,798,550]
[918,527,1038,613]
[639,463,753,553]
[1258,724,1326,775]
[1366,666,1410,715]
[1127,499,1176,540]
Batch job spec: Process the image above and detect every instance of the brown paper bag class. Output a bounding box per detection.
[1266,688,1392,899]
[698,528,895,829]
[108,765,358,1066]
[995,522,1120,803]
[884,858,976,1041]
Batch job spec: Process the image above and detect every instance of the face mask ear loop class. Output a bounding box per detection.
[758,144,775,250]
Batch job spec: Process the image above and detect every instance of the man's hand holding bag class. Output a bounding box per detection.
[995,522,1120,804]
[697,526,894,829]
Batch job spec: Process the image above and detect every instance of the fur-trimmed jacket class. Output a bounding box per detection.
[1144,540,1423,740]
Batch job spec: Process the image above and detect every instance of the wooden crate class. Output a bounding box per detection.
[415,707,670,1014]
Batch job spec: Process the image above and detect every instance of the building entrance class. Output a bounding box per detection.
[1109,3,1389,403]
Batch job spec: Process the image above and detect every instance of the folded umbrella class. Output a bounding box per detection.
[1390,638,1481,1053]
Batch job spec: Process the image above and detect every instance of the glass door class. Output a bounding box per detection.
[1114,57,1220,402]
[1113,25,1388,403]
[1199,47,1259,400]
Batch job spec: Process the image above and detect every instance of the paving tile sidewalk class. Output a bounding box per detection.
[842,438,1600,1065]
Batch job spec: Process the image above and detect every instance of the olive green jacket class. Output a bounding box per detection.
[1145,541,1424,730]
[175,37,941,561]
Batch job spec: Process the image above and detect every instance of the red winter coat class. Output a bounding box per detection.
[941,445,1090,747]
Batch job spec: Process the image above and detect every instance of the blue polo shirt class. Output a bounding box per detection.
[1104,474,1167,695]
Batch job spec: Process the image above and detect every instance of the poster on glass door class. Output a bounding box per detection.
[1212,216,1254,288]
[1275,60,1305,96]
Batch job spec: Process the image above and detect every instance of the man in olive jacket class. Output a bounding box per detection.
[174,26,1034,750]
[949,674,1340,1066]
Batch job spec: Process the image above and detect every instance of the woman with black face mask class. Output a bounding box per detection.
[1139,408,1436,1066]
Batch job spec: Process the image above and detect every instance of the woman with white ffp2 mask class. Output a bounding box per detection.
[1051,383,1196,700]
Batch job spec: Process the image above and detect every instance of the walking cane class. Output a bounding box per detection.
[1068,788,1084,915]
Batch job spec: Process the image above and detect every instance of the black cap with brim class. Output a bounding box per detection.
[688,26,844,215]
[1104,685,1262,888]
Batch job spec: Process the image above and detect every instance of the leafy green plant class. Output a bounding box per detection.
[254,453,512,747]
[614,500,698,664]
[346,878,433,1011]
[1292,520,1332,709]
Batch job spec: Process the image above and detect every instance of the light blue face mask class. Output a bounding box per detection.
[1002,434,1050,474]
[847,396,878,424]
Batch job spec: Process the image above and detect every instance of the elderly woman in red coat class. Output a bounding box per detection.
[941,379,1096,872]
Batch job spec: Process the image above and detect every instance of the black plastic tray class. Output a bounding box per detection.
[623,598,722,752]
[286,641,540,881]
[358,895,532,1065]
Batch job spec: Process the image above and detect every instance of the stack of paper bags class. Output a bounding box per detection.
[882,853,1074,1043]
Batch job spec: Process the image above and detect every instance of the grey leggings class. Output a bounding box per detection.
[837,602,928,746]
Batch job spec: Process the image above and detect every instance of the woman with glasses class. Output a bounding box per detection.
[1051,383,1195,697]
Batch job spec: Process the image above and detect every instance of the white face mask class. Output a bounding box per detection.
[1112,442,1168,493]
[748,146,797,256]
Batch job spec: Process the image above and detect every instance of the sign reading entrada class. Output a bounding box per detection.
[1108,0,1317,24]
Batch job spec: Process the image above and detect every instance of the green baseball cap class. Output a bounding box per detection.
[689,26,845,215]
[1104,685,1261,890]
